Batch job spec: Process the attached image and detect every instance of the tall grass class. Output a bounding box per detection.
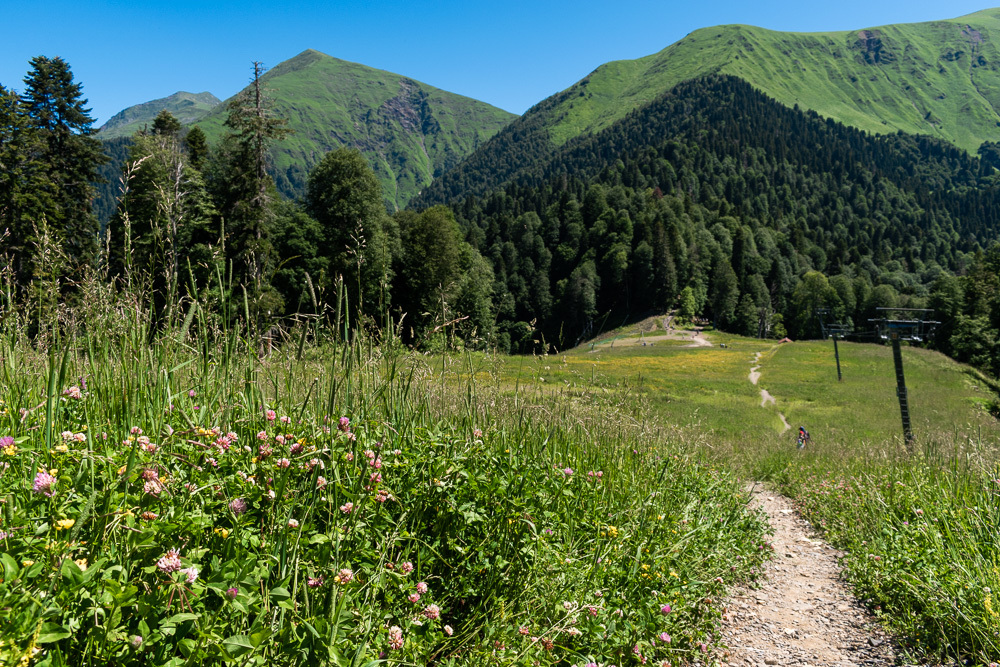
[0,280,770,666]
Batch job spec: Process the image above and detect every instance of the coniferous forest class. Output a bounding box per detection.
[3,60,1000,379]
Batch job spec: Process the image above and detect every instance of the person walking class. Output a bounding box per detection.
[797,426,810,449]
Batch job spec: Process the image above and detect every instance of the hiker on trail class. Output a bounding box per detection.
[797,426,810,449]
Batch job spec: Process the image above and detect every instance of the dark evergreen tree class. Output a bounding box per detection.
[19,56,106,283]
[184,125,208,172]
[151,110,182,137]
[211,61,291,319]
[0,84,47,290]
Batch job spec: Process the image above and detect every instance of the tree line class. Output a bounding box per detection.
[2,61,1000,380]
[0,57,495,348]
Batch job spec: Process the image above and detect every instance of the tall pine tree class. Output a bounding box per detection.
[20,56,105,284]
[0,84,47,290]
[211,62,290,318]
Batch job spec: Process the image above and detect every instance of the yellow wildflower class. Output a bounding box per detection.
[214,527,230,538]
[74,558,88,571]
[55,519,75,531]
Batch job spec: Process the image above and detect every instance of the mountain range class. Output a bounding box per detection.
[99,50,514,210]
[415,7,1000,206]
[100,9,1000,211]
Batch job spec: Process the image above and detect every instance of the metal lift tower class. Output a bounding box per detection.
[868,308,940,447]
[816,309,851,381]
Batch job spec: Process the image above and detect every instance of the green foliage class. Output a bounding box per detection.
[305,148,396,323]
[392,206,496,347]
[0,295,770,666]
[184,125,208,172]
[107,131,216,302]
[151,110,182,137]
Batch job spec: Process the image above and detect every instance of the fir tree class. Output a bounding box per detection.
[213,62,291,318]
[20,56,105,282]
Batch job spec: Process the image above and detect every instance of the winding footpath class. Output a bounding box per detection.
[719,351,900,666]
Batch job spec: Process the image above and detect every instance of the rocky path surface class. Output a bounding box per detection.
[719,489,899,667]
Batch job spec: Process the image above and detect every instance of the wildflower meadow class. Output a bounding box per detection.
[0,288,771,666]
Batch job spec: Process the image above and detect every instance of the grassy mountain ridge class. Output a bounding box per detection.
[193,49,516,209]
[98,91,220,139]
[415,8,1000,208]
[547,8,1000,152]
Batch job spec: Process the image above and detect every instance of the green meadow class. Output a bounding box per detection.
[2,290,999,665]
[477,323,1000,660]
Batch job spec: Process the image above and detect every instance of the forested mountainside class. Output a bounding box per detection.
[416,75,1000,372]
[415,8,1000,208]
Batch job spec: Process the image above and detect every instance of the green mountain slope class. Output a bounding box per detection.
[542,8,1000,153]
[416,8,1000,207]
[194,49,516,209]
[98,91,220,139]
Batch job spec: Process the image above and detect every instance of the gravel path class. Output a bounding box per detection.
[719,488,899,667]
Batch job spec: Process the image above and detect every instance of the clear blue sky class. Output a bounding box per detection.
[1,0,994,125]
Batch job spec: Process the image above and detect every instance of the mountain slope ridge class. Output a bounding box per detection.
[99,91,221,139]
[543,8,1000,152]
[192,49,516,209]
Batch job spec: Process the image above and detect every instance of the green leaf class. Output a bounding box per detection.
[60,558,83,586]
[249,628,271,648]
[178,638,197,658]
[1,552,19,579]
[269,586,291,602]
[223,634,254,659]
[161,612,199,626]
[37,622,72,643]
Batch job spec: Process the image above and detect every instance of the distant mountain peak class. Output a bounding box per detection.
[99,91,221,139]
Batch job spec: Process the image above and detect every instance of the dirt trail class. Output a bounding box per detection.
[749,352,762,385]
[719,488,898,667]
[751,350,790,433]
[684,329,713,348]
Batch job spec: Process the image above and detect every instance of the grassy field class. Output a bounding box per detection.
[481,323,1000,661]
[0,297,772,667]
[3,279,999,665]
